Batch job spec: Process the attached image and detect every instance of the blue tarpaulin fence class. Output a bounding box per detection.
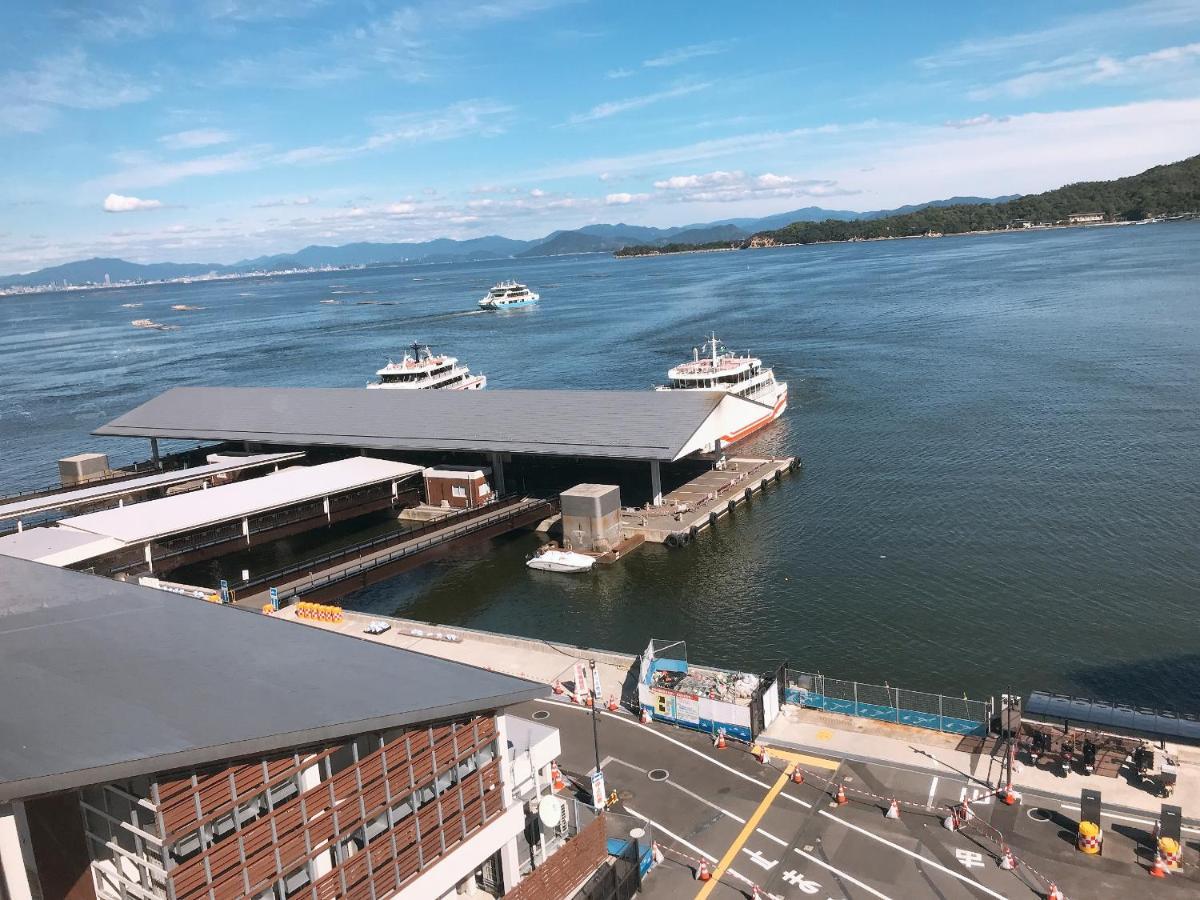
[785,671,989,737]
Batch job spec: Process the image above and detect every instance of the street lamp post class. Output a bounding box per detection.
[589,659,604,808]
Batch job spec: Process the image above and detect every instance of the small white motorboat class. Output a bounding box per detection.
[526,547,595,573]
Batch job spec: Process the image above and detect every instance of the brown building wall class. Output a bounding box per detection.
[504,814,607,900]
[24,793,97,900]
[425,473,489,510]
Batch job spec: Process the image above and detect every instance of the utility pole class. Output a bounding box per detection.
[589,659,604,809]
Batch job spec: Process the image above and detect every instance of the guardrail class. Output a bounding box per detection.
[234,495,552,603]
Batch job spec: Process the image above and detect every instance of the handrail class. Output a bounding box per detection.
[232,496,549,602]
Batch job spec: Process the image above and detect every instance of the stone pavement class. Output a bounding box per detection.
[763,704,1199,821]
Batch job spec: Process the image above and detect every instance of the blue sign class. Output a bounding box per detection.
[269,587,279,610]
[218,579,229,603]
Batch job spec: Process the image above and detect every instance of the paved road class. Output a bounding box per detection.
[516,697,1199,899]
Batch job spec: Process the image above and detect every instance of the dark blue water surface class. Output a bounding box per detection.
[2,222,1197,705]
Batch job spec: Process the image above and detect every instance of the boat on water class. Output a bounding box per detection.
[130,319,179,331]
[656,334,787,444]
[367,342,487,390]
[478,280,539,309]
[526,546,595,573]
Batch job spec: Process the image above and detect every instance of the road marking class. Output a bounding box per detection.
[757,828,788,847]
[819,811,1008,900]
[696,767,791,899]
[609,757,749,824]
[761,746,841,771]
[794,848,894,900]
[927,776,939,808]
[955,848,986,869]
[742,848,778,870]
[1059,802,1200,834]
[780,868,822,893]
[536,698,814,807]
[624,805,753,887]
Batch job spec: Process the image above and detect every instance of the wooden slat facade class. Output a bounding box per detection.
[154,715,499,900]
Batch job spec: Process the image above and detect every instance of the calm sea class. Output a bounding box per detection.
[2,222,1197,706]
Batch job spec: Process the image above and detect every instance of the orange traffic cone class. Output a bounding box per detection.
[714,730,727,750]
[651,842,664,864]
[834,783,848,806]
[791,766,804,785]
[640,707,651,724]
[1001,783,1018,806]
[754,745,771,765]
[550,762,566,792]
[885,798,901,819]
[1149,854,1169,878]
[553,679,564,695]
[999,845,1017,870]
[958,800,973,823]
[607,695,619,712]
[696,859,711,881]
[1047,883,1065,899]
[944,808,959,831]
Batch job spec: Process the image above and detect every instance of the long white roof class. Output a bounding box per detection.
[0,451,305,522]
[60,457,422,545]
[0,526,123,567]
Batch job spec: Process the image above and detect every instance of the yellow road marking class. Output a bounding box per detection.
[695,766,791,899]
[761,747,840,770]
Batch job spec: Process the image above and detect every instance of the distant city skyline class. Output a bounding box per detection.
[2,0,1200,271]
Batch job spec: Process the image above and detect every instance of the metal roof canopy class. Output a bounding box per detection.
[0,451,305,521]
[1025,691,1200,745]
[0,526,124,567]
[94,386,773,462]
[60,456,421,545]
[0,555,546,802]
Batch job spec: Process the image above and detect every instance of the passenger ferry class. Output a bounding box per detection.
[656,334,787,444]
[478,280,539,309]
[367,343,487,390]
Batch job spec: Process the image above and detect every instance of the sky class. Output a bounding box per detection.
[2,1,1200,272]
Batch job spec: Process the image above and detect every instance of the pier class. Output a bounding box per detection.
[621,455,798,544]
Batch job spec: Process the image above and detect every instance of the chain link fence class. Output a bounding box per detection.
[785,670,990,736]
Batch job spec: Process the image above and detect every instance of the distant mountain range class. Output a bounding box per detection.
[1,194,1018,287]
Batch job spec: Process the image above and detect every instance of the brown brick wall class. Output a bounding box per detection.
[504,814,607,900]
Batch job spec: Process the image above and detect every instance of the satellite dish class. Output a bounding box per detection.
[538,796,565,829]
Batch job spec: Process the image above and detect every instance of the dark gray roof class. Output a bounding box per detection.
[94,386,730,461]
[0,555,545,802]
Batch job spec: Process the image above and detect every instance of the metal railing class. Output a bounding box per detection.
[785,670,990,737]
[234,495,553,602]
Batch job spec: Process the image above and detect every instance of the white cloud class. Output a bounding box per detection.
[160,128,234,150]
[103,193,163,212]
[568,83,710,124]
[605,192,649,205]
[529,188,546,197]
[385,202,417,215]
[917,0,1200,69]
[0,50,152,134]
[252,195,315,208]
[943,114,1011,129]
[651,170,853,203]
[606,67,635,79]
[644,41,730,68]
[970,42,1200,99]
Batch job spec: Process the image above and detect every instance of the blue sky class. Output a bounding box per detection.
[2,0,1199,271]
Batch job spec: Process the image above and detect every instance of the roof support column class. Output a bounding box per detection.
[150,438,161,470]
[490,453,506,496]
[650,460,663,507]
[0,802,37,900]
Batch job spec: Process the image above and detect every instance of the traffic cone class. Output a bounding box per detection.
[885,798,901,819]
[651,842,664,864]
[714,729,727,750]
[640,707,651,724]
[550,762,566,792]
[696,859,711,881]
[1047,883,1065,899]
[944,808,959,831]
[1149,854,1168,878]
[1001,783,1018,806]
[834,783,848,806]
[791,766,804,785]
[607,695,619,712]
[553,679,564,695]
[999,845,1017,870]
[958,800,973,823]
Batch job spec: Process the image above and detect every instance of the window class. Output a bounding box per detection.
[452,485,467,498]
[478,484,490,496]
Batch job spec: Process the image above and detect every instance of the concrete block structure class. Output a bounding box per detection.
[423,465,493,510]
[0,555,571,900]
[560,484,621,552]
[58,453,110,487]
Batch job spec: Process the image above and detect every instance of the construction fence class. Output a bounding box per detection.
[785,670,990,737]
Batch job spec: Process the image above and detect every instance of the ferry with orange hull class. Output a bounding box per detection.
[656,334,787,444]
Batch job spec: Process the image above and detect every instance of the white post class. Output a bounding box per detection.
[0,802,38,900]
[494,715,523,890]
[297,758,334,881]
[649,460,663,507]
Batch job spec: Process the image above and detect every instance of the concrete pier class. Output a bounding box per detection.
[620,455,797,544]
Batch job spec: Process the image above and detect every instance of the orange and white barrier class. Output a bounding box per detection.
[550,762,566,792]
[295,602,344,623]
